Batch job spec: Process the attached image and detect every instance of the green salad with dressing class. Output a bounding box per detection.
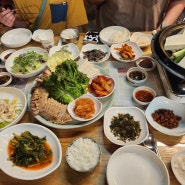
[12,50,47,74]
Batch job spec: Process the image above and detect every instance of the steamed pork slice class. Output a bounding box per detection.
[30,86,72,124]
[30,86,49,115]
[39,98,72,124]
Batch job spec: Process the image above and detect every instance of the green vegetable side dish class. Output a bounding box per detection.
[110,113,141,142]
[8,131,53,168]
[12,51,47,74]
[42,59,90,104]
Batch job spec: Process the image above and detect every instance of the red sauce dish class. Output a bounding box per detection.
[133,86,156,105]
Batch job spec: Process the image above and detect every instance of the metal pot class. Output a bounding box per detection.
[151,22,185,80]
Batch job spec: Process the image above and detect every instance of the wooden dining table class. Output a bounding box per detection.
[0,32,184,185]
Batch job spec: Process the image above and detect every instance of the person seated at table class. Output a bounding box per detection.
[85,0,185,31]
[0,0,88,35]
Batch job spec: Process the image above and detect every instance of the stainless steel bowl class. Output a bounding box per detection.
[60,28,80,44]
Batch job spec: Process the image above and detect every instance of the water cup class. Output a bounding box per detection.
[38,31,54,49]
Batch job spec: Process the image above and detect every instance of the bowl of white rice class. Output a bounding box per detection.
[66,137,101,172]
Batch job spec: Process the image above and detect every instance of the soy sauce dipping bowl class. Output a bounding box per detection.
[126,67,148,86]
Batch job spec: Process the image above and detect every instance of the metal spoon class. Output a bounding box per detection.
[143,133,161,158]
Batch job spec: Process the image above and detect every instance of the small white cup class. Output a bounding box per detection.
[38,31,54,49]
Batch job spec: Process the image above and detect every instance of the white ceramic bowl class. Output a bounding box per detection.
[0,49,16,63]
[135,56,157,71]
[110,41,143,62]
[88,75,115,100]
[0,87,27,131]
[5,47,48,78]
[80,43,110,64]
[126,67,148,86]
[103,107,149,146]
[66,137,101,172]
[145,96,185,136]
[133,86,156,106]
[0,72,12,87]
[67,94,102,121]
[99,26,130,46]
[0,123,62,180]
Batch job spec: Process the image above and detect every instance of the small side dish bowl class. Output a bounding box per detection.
[80,43,110,64]
[88,75,115,99]
[67,94,102,121]
[126,67,148,86]
[103,107,149,146]
[60,28,80,44]
[66,137,101,172]
[110,41,143,62]
[145,96,185,136]
[0,72,12,87]
[133,86,156,106]
[135,56,156,71]
[0,49,16,64]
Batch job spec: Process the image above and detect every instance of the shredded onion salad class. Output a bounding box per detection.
[0,98,22,128]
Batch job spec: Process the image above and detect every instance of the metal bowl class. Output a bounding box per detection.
[60,28,80,44]
[151,22,185,80]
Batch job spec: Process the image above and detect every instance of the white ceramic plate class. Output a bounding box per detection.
[49,43,80,60]
[80,43,110,64]
[0,123,62,180]
[0,87,27,131]
[103,107,149,145]
[110,41,143,62]
[27,65,115,129]
[1,28,32,48]
[5,47,48,78]
[130,32,153,48]
[106,145,170,185]
[67,94,102,121]
[99,26,130,46]
[145,96,185,136]
[171,149,185,185]
[32,29,53,42]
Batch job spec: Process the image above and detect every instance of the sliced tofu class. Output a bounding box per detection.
[164,34,185,50]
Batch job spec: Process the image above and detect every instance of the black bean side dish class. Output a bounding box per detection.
[110,113,141,142]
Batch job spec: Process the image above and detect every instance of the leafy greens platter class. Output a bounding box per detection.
[27,64,115,129]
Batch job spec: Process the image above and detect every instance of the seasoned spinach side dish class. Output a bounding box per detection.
[8,131,53,168]
[110,113,141,142]
[12,51,47,74]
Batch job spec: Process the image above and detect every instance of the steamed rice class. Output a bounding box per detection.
[66,137,100,172]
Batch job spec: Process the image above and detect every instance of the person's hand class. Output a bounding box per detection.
[0,7,15,27]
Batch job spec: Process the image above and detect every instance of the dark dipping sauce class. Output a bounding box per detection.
[135,90,154,102]
[129,70,145,80]
[4,52,12,59]
[0,75,10,85]
[138,59,153,68]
